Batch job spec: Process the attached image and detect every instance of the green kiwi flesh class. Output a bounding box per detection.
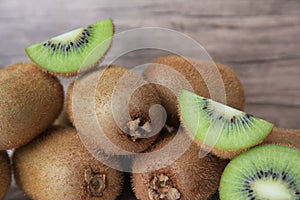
[25,18,114,76]
[179,89,273,158]
[132,129,228,200]
[0,151,11,200]
[13,126,123,200]
[219,144,300,200]
[0,63,63,150]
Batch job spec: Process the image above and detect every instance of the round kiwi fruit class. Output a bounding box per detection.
[262,127,300,150]
[143,55,246,127]
[13,126,123,200]
[132,128,228,200]
[0,151,11,200]
[179,90,274,159]
[0,63,63,150]
[25,18,114,76]
[67,65,163,156]
[219,144,300,200]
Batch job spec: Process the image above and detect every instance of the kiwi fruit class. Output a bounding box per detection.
[132,128,228,200]
[0,63,63,150]
[67,65,163,156]
[0,151,11,200]
[262,127,300,150]
[25,18,114,76]
[143,55,246,127]
[13,126,123,200]
[179,89,273,159]
[219,144,300,200]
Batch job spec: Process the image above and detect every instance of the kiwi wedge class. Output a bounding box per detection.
[132,128,228,200]
[262,127,300,150]
[13,126,123,200]
[0,151,11,200]
[219,144,300,200]
[67,65,163,155]
[0,63,63,150]
[25,18,114,76]
[179,89,274,159]
[144,55,246,127]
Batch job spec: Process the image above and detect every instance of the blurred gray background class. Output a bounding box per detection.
[0,0,299,199]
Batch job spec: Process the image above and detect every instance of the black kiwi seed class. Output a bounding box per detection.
[42,28,93,53]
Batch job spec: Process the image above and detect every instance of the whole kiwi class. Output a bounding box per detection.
[132,129,228,200]
[13,126,123,200]
[143,55,245,127]
[67,65,163,155]
[0,63,63,150]
[0,151,11,200]
[262,127,300,150]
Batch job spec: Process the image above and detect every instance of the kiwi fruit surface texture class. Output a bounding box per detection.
[143,55,246,127]
[25,18,114,76]
[0,151,11,200]
[262,127,300,150]
[179,90,273,159]
[67,65,162,155]
[0,63,63,150]
[13,126,123,200]
[219,144,300,200]
[132,129,228,200]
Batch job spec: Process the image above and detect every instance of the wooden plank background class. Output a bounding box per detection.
[0,0,299,199]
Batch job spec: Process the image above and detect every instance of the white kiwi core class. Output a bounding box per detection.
[52,28,84,42]
[253,179,292,200]
[209,99,244,120]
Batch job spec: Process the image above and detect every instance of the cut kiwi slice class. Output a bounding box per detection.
[219,144,300,200]
[25,18,114,76]
[179,90,273,157]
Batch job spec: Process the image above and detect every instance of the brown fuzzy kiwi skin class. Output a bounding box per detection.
[131,129,228,200]
[190,138,250,160]
[67,65,162,155]
[31,21,115,77]
[261,127,300,150]
[13,126,123,200]
[144,55,245,127]
[0,63,64,150]
[0,151,11,200]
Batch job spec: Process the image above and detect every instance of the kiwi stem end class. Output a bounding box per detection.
[84,167,107,197]
[126,118,152,141]
[148,174,180,200]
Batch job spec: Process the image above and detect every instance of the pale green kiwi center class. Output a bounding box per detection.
[253,179,293,200]
[52,28,83,42]
[209,99,244,119]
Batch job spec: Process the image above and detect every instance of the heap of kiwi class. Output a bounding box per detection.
[13,126,124,200]
[132,128,228,200]
[0,63,63,150]
[0,151,11,199]
[219,144,300,200]
[26,18,114,76]
[1,18,299,200]
[67,65,163,155]
[143,55,246,127]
